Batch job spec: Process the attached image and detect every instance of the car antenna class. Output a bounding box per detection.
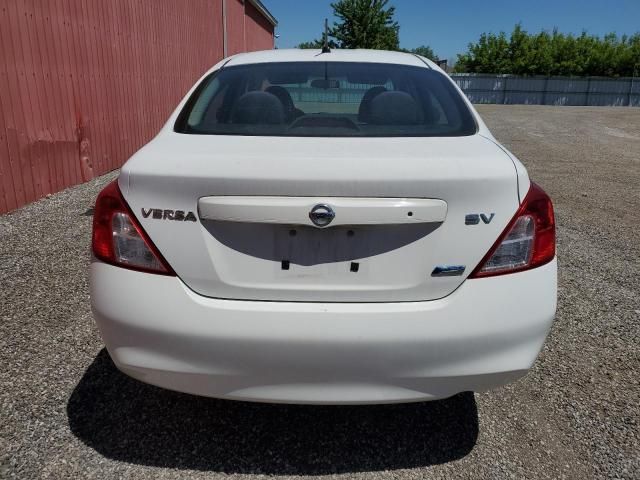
[321,18,331,53]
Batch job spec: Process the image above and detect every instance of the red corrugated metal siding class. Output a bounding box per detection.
[245,1,274,51]
[0,0,274,213]
[226,0,246,56]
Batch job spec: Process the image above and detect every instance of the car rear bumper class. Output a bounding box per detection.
[90,258,556,404]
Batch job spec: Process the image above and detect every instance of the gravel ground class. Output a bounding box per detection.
[1,105,639,479]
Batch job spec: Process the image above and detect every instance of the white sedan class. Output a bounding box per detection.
[90,49,556,404]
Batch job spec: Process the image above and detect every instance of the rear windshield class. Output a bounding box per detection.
[175,62,477,137]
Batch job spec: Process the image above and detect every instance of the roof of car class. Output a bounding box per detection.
[224,49,436,69]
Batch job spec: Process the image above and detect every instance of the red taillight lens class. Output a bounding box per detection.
[470,182,555,278]
[92,180,175,275]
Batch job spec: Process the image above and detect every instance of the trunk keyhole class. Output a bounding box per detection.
[281,260,290,270]
[350,262,359,272]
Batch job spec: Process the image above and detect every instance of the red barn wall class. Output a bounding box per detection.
[0,0,274,213]
[245,1,275,51]
[226,0,247,56]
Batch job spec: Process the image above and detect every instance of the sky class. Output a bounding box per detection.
[264,0,640,61]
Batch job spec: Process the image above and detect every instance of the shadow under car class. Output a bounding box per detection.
[67,349,479,475]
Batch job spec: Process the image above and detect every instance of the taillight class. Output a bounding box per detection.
[92,180,175,275]
[469,182,555,278]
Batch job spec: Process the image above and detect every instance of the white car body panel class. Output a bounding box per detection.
[91,259,556,404]
[415,55,531,202]
[91,49,555,403]
[120,134,519,302]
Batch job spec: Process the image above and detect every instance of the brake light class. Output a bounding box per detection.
[92,180,175,275]
[469,182,555,278]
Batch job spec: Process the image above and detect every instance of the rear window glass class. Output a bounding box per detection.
[175,62,477,137]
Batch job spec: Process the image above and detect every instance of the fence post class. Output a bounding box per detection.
[585,77,592,106]
[502,76,508,104]
[542,76,549,105]
[628,76,635,107]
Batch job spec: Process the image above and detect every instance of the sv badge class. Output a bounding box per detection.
[465,213,495,225]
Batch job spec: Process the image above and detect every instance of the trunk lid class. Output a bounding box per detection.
[121,133,519,302]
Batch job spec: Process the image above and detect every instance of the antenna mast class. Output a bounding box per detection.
[322,18,331,53]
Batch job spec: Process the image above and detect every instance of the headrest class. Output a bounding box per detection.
[358,86,387,122]
[265,86,295,113]
[231,91,285,125]
[368,91,421,125]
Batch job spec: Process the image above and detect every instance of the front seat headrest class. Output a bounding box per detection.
[358,86,387,122]
[265,86,295,113]
[368,91,421,125]
[231,91,285,125]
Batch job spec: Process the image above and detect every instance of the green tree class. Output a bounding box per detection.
[297,40,323,49]
[508,24,533,74]
[296,25,339,49]
[455,31,511,73]
[454,24,640,76]
[409,45,437,61]
[621,33,640,77]
[331,0,400,49]
[296,38,338,49]
[297,0,400,50]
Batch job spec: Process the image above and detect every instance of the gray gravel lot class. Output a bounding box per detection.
[1,105,639,479]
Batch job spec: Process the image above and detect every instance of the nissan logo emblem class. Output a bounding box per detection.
[309,204,335,227]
